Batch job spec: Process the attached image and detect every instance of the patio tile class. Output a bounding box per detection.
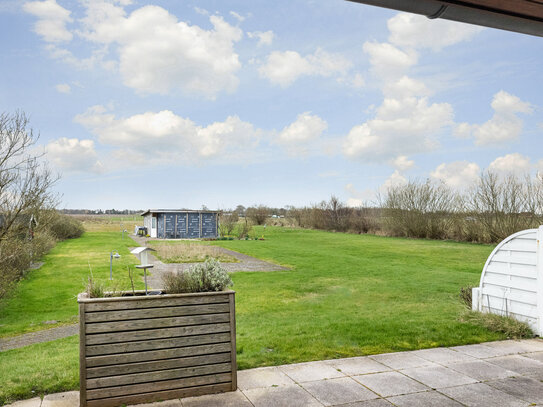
[387,390,463,407]
[41,392,79,407]
[370,352,436,370]
[482,340,543,355]
[485,354,543,375]
[128,400,182,407]
[243,383,323,407]
[353,371,428,397]
[237,366,295,390]
[279,361,345,383]
[401,365,478,389]
[410,348,476,365]
[324,356,391,376]
[487,376,543,404]
[181,390,252,407]
[518,339,543,351]
[4,398,42,407]
[440,382,530,407]
[337,400,393,407]
[301,377,378,406]
[450,343,512,359]
[520,351,543,363]
[447,359,517,381]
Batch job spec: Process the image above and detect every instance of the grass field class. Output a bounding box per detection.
[0,224,502,404]
[149,240,239,263]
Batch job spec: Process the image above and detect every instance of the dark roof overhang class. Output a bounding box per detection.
[348,0,543,37]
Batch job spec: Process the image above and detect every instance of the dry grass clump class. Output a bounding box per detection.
[459,310,533,339]
[155,243,237,263]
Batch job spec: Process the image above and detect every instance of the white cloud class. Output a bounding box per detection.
[247,30,274,46]
[277,112,327,155]
[343,96,453,161]
[345,183,374,207]
[383,170,408,190]
[363,42,417,79]
[457,91,533,145]
[229,11,245,22]
[74,106,261,165]
[23,0,73,42]
[259,48,351,87]
[387,12,483,51]
[26,2,243,98]
[55,83,71,94]
[488,153,532,176]
[391,155,414,171]
[430,161,480,189]
[46,138,103,173]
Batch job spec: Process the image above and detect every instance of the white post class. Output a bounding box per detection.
[472,287,480,311]
[536,226,543,336]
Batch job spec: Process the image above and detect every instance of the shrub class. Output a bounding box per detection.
[246,205,269,225]
[220,211,239,236]
[47,213,84,240]
[459,286,473,308]
[162,258,233,293]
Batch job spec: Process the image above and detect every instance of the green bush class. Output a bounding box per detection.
[47,214,84,240]
[162,258,233,293]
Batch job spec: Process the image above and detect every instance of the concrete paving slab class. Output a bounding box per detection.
[450,343,512,359]
[518,338,543,351]
[520,351,543,363]
[181,390,252,407]
[482,340,543,354]
[127,400,182,407]
[4,397,42,407]
[324,356,391,376]
[401,365,478,389]
[485,354,543,375]
[440,382,530,407]
[243,383,323,407]
[446,359,517,381]
[387,390,463,407]
[369,352,436,370]
[279,361,346,383]
[237,366,295,390]
[336,399,393,407]
[352,371,428,397]
[486,376,543,404]
[301,377,378,406]
[41,392,79,407]
[411,347,476,365]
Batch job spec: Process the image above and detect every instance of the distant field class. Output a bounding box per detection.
[73,214,142,233]
[0,223,501,404]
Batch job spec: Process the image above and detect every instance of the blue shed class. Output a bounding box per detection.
[141,209,219,239]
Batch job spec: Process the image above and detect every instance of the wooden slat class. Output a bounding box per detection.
[86,342,231,368]
[501,240,537,253]
[86,332,231,357]
[481,294,539,318]
[481,285,538,305]
[482,273,537,293]
[229,292,237,391]
[86,313,230,334]
[491,252,537,266]
[86,382,231,407]
[87,362,232,389]
[485,262,537,279]
[86,323,231,345]
[87,352,231,378]
[87,372,231,400]
[84,294,230,312]
[80,302,88,407]
[85,303,230,323]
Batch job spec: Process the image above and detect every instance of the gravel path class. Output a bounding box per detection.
[130,235,289,290]
[0,324,78,352]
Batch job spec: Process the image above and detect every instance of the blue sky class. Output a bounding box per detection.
[1,0,542,210]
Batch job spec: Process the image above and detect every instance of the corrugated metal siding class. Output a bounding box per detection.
[188,213,200,238]
[145,211,219,239]
[202,213,217,238]
[477,228,540,333]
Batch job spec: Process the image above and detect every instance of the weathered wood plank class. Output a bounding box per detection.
[85,313,230,334]
[86,382,232,407]
[87,363,232,389]
[87,352,231,378]
[229,292,237,391]
[86,332,230,357]
[86,323,231,345]
[84,294,230,312]
[87,372,231,399]
[86,342,231,368]
[85,303,230,323]
[79,302,87,407]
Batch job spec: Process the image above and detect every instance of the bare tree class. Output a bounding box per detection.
[246,205,269,225]
[0,111,58,298]
[219,210,239,236]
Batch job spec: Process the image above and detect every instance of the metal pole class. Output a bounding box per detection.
[109,252,113,280]
[144,267,148,295]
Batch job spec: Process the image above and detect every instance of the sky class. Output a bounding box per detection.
[1,0,542,210]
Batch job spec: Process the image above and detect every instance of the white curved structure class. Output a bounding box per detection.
[472,226,543,335]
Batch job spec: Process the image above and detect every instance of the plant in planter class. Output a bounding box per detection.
[78,259,236,407]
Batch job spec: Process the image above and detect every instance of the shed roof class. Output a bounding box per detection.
[348,0,543,37]
[140,209,221,216]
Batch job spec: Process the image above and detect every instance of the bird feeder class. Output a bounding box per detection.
[130,247,156,294]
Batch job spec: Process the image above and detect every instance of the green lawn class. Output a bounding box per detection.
[0,226,501,404]
[0,231,145,338]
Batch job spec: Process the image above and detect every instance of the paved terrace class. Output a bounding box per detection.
[6,339,543,407]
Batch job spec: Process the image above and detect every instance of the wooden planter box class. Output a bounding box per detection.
[78,290,236,407]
